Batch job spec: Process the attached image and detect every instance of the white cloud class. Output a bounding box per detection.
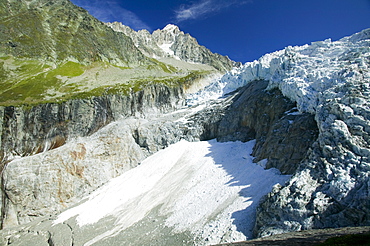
[70,0,151,31]
[174,0,250,23]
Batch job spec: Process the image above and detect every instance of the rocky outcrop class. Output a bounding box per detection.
[106,22,239,71]
[215,226,370,246]
[0,84,185,167]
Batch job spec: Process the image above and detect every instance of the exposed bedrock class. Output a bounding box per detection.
[0,79,319,229]
[0,84,185,228]
[0,84,184,168]
[185,80,319,175]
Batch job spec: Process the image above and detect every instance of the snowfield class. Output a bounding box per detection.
[54,140,290,245]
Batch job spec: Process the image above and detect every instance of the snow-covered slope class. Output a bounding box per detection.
[0,94,292,245]
[52,140,289,245]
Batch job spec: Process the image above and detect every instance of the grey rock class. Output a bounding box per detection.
[0,84,185,168]
[0,83,186,228]
[107,22,240,71]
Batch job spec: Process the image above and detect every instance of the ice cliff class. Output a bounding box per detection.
[220,28,370,113]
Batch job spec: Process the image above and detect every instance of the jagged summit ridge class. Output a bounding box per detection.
[106,22,238,71]
[162,23,180,32]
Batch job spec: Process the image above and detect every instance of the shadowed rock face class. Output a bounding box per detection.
[185,80,319,175]
[217,80,319,175]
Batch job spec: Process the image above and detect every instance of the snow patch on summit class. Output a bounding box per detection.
[163,24,179,32]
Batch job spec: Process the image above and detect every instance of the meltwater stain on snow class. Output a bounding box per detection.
[54,140,290,245]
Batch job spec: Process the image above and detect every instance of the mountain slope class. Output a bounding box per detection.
[1,0,370,244]
[106,22,239,72]
[0,0,145,65]
[0,0,229,107]
[1,26,370,245]
[0,0,228,168]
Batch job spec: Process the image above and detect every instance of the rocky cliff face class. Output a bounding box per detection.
[0,84,185,166]
[0,83,186,228]
[106,22,239,72]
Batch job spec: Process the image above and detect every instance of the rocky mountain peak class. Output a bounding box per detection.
[152,24,183,45]
[106,21,238,71]
[162,23,181,33]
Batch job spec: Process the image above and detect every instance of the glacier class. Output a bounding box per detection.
[189,28,370,113]
[183,28,370,237]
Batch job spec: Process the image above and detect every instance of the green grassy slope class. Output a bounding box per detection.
[0,57,212,106]
[0,0,218,107]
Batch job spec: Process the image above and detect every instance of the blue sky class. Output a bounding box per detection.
[70,0,370,63]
